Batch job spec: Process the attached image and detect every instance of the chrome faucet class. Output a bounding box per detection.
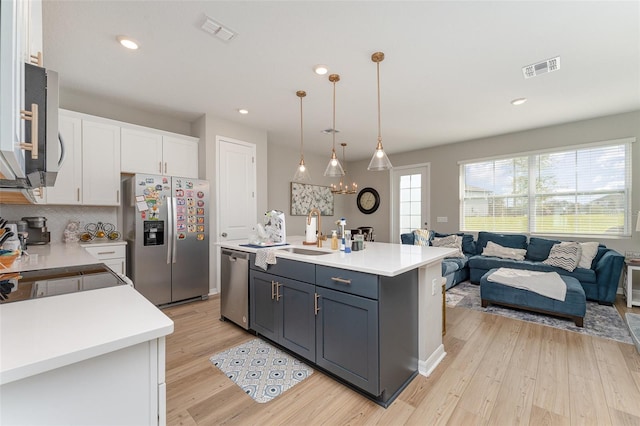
[307,208,322,248]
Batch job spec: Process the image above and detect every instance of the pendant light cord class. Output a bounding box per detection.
[377,60,382,141]
[300,95,304,158]
[332,78,337,151]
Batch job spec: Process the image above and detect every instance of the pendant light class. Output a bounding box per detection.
[368,51,393,171]
[293,90,311,182]
[324,74,345,177]
[330,143,358,194]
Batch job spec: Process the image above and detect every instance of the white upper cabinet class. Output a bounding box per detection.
[120,128,163,174]
[82,120,121,205]
[46,114,82,204]
[162,135,199,178]
[121,129,198,178]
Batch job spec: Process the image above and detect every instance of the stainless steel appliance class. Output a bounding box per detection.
[0,63,61,190]
[21,216,50,245]
[123,174,210,305]
[220,248,249,329]
[0,263,127,304]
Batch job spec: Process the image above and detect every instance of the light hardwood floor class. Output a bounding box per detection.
[164,294,640,425]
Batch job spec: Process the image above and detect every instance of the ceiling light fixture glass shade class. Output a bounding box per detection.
[368,52,393,171]
[331,143,358,194]
[116,36,139,50]
[293,90,311,182]
[324,74,345,177]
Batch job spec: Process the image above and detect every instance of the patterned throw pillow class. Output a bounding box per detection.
[481,241,527,261]
[543,242,582,272]
[431,235,464,258]
[413,229,431,246]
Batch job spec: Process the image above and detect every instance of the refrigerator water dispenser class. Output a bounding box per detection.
[143,221,164,246]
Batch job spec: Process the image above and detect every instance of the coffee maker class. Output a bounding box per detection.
[21,216,50,245]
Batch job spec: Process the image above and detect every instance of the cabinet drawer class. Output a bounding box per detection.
[316,266,378,299]
[249,254,315,283]
[84,245,126,260]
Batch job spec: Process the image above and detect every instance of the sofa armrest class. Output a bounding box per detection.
[594,249,625,304]
[401,233,415,245]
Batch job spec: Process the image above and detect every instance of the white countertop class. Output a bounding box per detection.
[1,241,126,274]
[218,236,456,277]
[0,285,174,385]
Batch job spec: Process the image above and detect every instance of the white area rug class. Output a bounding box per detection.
[210,338,313,403]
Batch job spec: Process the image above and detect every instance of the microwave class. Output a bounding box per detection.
[0,63,61,190]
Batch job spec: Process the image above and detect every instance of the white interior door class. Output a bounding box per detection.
[390,164,430,243]
[217,137,256,241]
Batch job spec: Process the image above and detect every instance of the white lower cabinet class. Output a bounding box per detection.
[83,243,126,275]
[0,338,167,426]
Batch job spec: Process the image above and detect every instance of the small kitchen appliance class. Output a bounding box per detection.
[21,216,50,245]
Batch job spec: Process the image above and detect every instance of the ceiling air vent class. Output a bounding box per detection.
[201,15,237,42]
[522,56,561,79]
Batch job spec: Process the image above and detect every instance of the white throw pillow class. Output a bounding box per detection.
[577,242,599,269]
[543,242,582,272]
[431,235,464,258]
[481,240,527,261]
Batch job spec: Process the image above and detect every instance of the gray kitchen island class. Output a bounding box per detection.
[218,237,455,407]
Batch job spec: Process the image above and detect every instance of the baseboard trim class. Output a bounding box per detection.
[418,344,446,377]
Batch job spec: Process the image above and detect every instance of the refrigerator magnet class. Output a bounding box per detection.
[176,189,184,197]
[197,191,205,198]
[197,234,205,241]
[197,225,204,232]
[188,225,196,233]
[187,216,196,224]
[187,198,195,206]
[177,199,186,205]
[197,200,204,207]
[178,233,186,240]
[196,208,204,215]
[177,223,186,231]
[162,177,168,184]
[186,181,194,189]
[186,190,194,197]
[197,217,204,224]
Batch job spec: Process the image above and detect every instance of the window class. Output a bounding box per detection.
[399,173,423,235]
[460,138,633,237]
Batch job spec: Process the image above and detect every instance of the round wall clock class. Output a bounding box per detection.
[357,187,380,214]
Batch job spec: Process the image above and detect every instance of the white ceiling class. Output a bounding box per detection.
[42,1,640,161]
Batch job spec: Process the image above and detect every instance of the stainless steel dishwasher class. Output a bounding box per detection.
[220,248,250,329]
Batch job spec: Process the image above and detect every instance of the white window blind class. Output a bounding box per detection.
[461,138,633,237]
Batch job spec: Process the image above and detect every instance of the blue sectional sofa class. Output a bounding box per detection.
[401,231,474,290]
[401,231,625,304]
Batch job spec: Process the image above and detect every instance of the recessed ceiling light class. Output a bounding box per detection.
[511,97,527,106]
[238,109,249,115]
[314,65,329,75]
[117,36,139,50]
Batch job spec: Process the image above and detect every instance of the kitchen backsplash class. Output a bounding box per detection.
[1,205,117,243]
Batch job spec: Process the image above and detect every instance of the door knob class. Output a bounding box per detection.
[221,232,228,237]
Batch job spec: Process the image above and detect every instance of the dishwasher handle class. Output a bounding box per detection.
[222,249,250,260]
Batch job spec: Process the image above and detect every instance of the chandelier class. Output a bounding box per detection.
[330,143,357,194]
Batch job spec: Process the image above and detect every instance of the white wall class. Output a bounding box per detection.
[266,142,350,239]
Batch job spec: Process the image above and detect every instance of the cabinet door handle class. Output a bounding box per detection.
[164,162,168,174]
[159,161,162,173]
[77,188,80,202]
[271,280,276,300]
[20,103,39,159]
[276,282,282,301]
[97,251,116,255]
[117,190,120,203]
[331,277,351,285]
[30,51,42,66]
[314,293,320,315]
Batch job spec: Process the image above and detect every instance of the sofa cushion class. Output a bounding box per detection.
[526,237,561,261]
[400,233,415,245]
[442,256,468,276]
[543,242,582,272]
[476,232,527,255]
[482,241,527,260]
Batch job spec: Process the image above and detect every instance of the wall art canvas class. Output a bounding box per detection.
[290,182,334,216]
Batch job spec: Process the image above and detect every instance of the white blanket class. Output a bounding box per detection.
[487,268,567,301]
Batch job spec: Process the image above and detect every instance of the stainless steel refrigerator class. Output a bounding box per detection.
[123,174,209,305]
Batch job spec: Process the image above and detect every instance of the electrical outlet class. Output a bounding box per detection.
[437,217,448,223]
[432,278,438,296]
